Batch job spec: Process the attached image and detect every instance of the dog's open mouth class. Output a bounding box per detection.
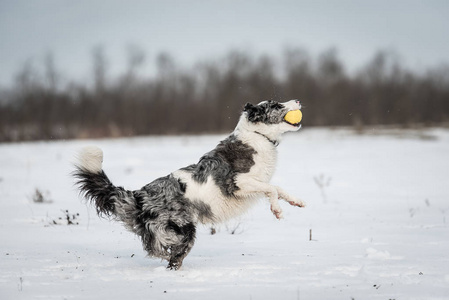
[283,110,302,127]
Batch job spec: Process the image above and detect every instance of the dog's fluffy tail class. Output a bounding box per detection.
[73,146,134,218]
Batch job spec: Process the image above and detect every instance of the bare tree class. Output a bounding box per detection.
[44,52,60,92]
[92,45,108,96]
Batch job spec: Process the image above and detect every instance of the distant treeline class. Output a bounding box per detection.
[1,47,449,142]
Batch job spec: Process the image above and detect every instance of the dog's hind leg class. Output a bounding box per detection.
[166,221,196,270]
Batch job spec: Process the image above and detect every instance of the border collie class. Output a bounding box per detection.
[73,99,305,270]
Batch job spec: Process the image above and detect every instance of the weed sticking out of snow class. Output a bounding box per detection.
[313,174,332,203]
[48,210,80,226]
[31,188,53,204]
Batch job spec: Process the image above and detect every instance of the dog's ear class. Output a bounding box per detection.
[244,102,256,112]
[243,102,263,123]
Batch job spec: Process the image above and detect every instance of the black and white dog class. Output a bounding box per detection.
[74,99,305,270]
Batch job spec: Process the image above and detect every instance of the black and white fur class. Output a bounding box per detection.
[73,99,305,270]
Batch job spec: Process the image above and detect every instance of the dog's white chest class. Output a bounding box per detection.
[244,141,278,183]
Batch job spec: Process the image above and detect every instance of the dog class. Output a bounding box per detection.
[73,99,305,270]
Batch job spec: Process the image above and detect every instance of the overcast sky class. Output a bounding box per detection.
[1,0,449,86]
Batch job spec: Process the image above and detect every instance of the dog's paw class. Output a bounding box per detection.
[270,205,284,220]
[288,199,306,208]
[167,261,182,271]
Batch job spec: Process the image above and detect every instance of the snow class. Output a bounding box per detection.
[1,128,448,299]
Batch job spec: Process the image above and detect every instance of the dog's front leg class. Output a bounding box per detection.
[236,180,283,220]
[276,186,306,208]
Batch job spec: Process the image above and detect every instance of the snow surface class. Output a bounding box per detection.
[1,128,448,300]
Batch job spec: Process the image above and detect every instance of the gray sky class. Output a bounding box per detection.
[1,0,449,86]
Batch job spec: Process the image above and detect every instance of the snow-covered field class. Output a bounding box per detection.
[1,128,448,300]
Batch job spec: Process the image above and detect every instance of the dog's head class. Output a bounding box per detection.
[240,100,302,138]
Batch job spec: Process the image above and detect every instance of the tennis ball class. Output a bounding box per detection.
[284,110,302,124]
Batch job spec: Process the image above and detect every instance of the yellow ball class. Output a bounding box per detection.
[284,110,302,124]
